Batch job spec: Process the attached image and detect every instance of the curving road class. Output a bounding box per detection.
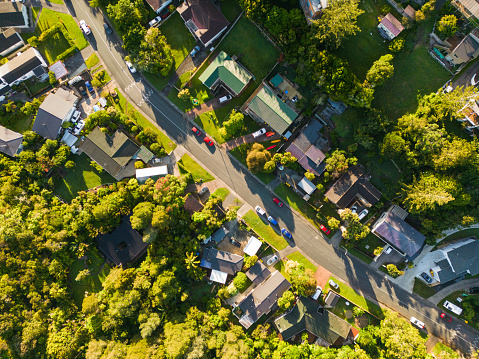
[66,0,479,353]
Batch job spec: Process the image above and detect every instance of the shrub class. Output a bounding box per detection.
[48,71,57,86]
[62,121,72,129]
[56,46,77,61]
[389,38,405,53]
[386,264,404,278]
[328,217,340,231]
[304,171,315,181]
[353,306,365,317]
[135,161,146,169]
[278,291,295,311]
[233,272,249,292]
[91,70,109,88]
[0,58,8,65]
[131,126,139,134]
[217,286,232,300]
[178,88,190,100]
[90,161,103,173]
[374,247,383,256]
[38,24,60,42]
[64,160,75,169]
[243,255,258,271]
[28,36,39,47]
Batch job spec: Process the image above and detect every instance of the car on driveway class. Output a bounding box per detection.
[230,238,241,247]
[103,22,112,34]
[126,60,137,73]
[312,286,322,300]
[469,287,479,294]
[267,216,278,225]
[191,127,201,136]
[68,76,82,86]
[440,313,452,322]
[252,128,267,138]
[320,224,330,235]
[148,16,162,27]
[79,20,91,35]
[255,206,266,215]
[281,228,292,239]
[190,45,200,57]
[267,255,278,266]
[159,7,170,18]
[85,81,94,94]
[273,197,283,207]
[410,317,425,329]
[198,186,208,195]
[204,137,214,146]
[420,272,433,284]
[328,279,339,289]
[358,209,368,220]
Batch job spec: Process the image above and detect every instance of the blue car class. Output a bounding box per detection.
[268,216,278,225]
[281,228,292,239]
[85,81,94,94]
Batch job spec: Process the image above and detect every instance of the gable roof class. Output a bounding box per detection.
[199,51,253,95]
[245,261,271,286]
[456,0,479,20]
[200,248,243,275]
[177,0,229,46]
[450,34,479,63]
[79,127,140,177]
[145,0,170,12]
[380,13,404,37]
[275,296,351,344]
[372,211,425,258]
[0,48,45,85]
[0,28,23,55]
[247,85,298,134]
[445,239,479,275]
[404,5,416,19]
[0,125,22,157]
[0,2,26,27]
[238,271,291,327]
[324,166,382,208]
[96,215,149,267]
[212,226,229,243]
[184,194,204,215]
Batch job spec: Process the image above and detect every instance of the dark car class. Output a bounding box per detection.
[103,22,112,34]
[159,7,170,18]
[470,287,479,294]
[440,313,452,322]
[273,197,283,207]
[420,272,433,284]
[281,228,292,239]
[230,238,241,247]
[85,81,95,94]
[191,127,202,136]
[204,137,214,146]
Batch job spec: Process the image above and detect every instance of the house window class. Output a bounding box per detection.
[117,241,128,251]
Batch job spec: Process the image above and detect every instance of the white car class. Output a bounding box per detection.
[71,110,81,123]
[126,60,137,73]
[267,255,278,266]
[328,279,339,290]
[68,76,82,86]
[358,209,368,220]
[148,16,161,27]
[255,206,266,216]
[79,20,91,35]
[410,317,425,329]
[312,286,322,300]
[252,128,267,138]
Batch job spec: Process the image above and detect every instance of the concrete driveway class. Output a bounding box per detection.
[450,58,479,89]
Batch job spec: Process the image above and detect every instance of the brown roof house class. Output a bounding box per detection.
[404,5,416,19]
[299,0,328,24]
[145,0,171,13]
[0,125,23,157]
[378,13,404,40]
[177,0,229,47]
[446,29,479,65]
[275,296,353,347]
[325,166,382,209]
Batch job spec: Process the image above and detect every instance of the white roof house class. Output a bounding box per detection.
[243,236,262,256]
[210,269,228,284]
[135,165,168,182]
[298,177,316,195]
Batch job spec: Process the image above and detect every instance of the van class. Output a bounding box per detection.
[443,300,463,315]
[219,95,232,103]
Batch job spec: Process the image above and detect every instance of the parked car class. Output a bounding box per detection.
[78,85,87,97]
[72,110,81,123]
[152,157,162,164]
[410,317,425,329]
[358,209,368,220]
[204,137,214,146]
[469,287,479,294]
[273,197,283,207]
[267,255,278,266]
[267,216,278,225]
[443,300,463,315]
[440,313,452,322]
[252,128,267,138]
[328,279,339,290]
[159,7,170,18]
[190,45,200,57]
[255,206,266,216]
[148,16,162,27]
[281,228,292,239]
[230,238,241,247]
[68,76,82,86]
[125,60,137,73]
[103,22,113,34]
[84,81,94,94]
[311,286,322,300]
[191,126,202,136]
[420,272,433,284]
[79,20,91,35]
[320,224,330,235]
[219,95,232,103]
[198,186,208,195]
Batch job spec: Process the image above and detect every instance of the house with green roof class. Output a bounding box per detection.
[243,83,299,134]
[198,51,254,96]
[274,296,353,347]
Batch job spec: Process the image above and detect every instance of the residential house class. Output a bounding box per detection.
[243,236,262,257]
[430,239,479,285]
[0,48,48,99]
[378,13,404,40]
[452,0,479,21]
[325,166,382,209]
[404,5,416,19]
[200,247,243,284]
[299,0,328,24]
[33,88,78,140]
[0,125,23,157]
[49,61,69,81]
[96,215,149,267]
[372,211,426,259]
[457,99,479,132]
[135,165,168,183]
[245,261,271,286]
[198,51,254,96]
[286,119,327,176]
[184,194,204,215]
[0,28,25,57]
[210,226,229,244]
[177,0,229,48]
[243,83,299,135]
[275,296,353,346]
[145,0,171,13]
[235,271,291,329]
[446,29,479,65]
[297,176,316,199]
[0,2,29,29]
[79,127,151,180]
[269,73,304,111]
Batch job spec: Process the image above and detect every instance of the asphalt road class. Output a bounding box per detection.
[66,0,479,353]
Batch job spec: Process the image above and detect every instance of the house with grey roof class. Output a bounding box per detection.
[0,2,29,28]
[200,247,244,284]
[199,51,253,96]
[446,29,479,65]
[235,271,291,329]
[452,0,479,21]
[430,239,479,285]
[275,296,352,346]
[0,28,25,57]
[0,125,23,157]
[33,88,78,140]
[246,261,271,286]
[372,211,426,259]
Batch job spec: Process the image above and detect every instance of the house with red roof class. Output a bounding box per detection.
[378,13,404,40]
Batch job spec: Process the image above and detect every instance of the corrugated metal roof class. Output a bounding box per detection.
[457,0,479,20]
[380,13,404,37]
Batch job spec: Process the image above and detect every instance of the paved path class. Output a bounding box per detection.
[428,278,479,305]
[185,97,224,119]
[223,131,281,150]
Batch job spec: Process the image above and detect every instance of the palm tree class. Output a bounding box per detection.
[185,252,200,271]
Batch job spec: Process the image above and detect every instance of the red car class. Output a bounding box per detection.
[440,313,452,322]
[273,197,283,207]
[204,137,214,146]
[191,127,201,136]
[320,225,330,235]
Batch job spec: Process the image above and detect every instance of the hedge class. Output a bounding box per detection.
[38,24,61,42]
[56,46,77,61]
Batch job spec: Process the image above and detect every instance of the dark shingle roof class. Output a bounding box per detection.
[200,248,243,275]
[212,226,229,243]
[0,2,26,27]
[246,261,271,286]
[325,166,382,208]
[0,125,22,157]
[0,29,23,55]
[96,215,149,267]
[373,212,425,258]
[177,0,229,46]
[0,85,11,97]
[275,296,351,344]
[446,239,479,276]
[0,48,44,84]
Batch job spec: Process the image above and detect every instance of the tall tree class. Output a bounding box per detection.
[365,54,394,87]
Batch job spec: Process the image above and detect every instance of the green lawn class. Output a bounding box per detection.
[221,0,243,22]
[178,154,215,182]
[288,251,317,272]
[433,342,460,359]
[212,187,230,202]
[433,228,479,250]
[9,113,33,134]
[242,210,289,250]
[48,0,65,4]
[348,247,374,264]
[55,153,116,202]
[437,290,468,319]
[355,233,385,257]
[85,53,100,69]
[330,296,380,328]
[160,12,196,68]
[229,142,278,185]
[114,89,176,153]
[324,276,385,319]
[413,278,436,299]
[26,80,50,96]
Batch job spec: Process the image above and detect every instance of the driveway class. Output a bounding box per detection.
[428,278,479,305]
[450,58,479,89]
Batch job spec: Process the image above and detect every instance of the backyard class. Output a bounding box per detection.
[178,154,215,183]
[274,251,317,280]
[55,153,116,202]
[330,296,380,328]
[242,210,289,250]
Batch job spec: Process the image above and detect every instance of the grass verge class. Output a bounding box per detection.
[288,251,317,272]
[242,210,289,250]
[212,187,230,202]
[178,154,215,182]
[413,278,436,299]
[85,53,100,69]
